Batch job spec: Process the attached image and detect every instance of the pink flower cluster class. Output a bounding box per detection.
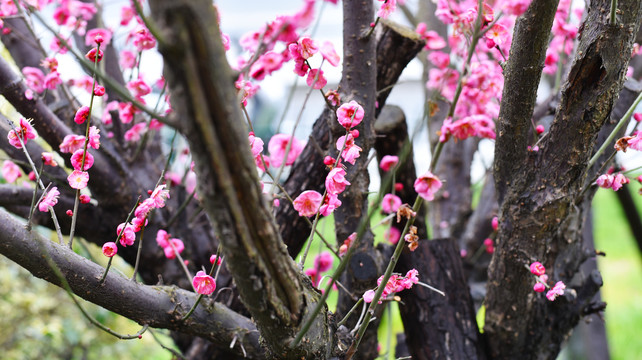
[530,261,566,301]
[22,66,61,99]
[113,184,171,249]
[156,229,185,259]
[596,173,629,192]
[414,171,442,201]
[543,0,582,75]
[363,269,419,304]
[439,115,496,143]
[292,100,367,218]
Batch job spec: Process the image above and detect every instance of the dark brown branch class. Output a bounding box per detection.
[149,1,334,357]
[0,208,261,358]
[494,0,559,203]
[485,1,642,358]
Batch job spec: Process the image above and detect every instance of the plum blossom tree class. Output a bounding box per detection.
[0,0,640,359]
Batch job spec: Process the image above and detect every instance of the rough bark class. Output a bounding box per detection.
[486,1,642,358]
[494,0,559,203]
[149,1,334,358]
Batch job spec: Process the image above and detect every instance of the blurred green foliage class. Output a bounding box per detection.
[0,239,175,360]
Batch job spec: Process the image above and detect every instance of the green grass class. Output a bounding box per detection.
[592,189,642,360]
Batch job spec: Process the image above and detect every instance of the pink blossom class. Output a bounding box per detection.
[293,190,323,217]
[127,78,152,99]
[439,115,496,143]
[336,134,362,165]
[611,173,629,191]
[325,167,351,195]
[150,184,170,208]
[41,152,58,167]
[134,198,155,220]
[85,28,112,46]
[596,174,613,189]
[70,149,94,171]
[634,113,642,122]
[385,226,401,244]
[400,269,419,289]
[485,23,509,47]
[363,289,375,303]
[7,118,37,149]
[2,160,22,183]
[530,262,546,276]
[22,67,45,93]
[627,133,642,151]
[250,51,284,80]
[319,193,341,216]
[314,251,334,272]
[307,68,327,89]
[59,134,86,153]
[117,222,136,246]
[193,271,216,295]
[44,71,62,90]
[414,171,442,201]
[120,50,138,69]
[132,27,157,51]
[118,102,139,124]
[88,126,101,149]
[483,238,494,253]
[85,48,103,63]
[156,229,170,248]
[336,101,365,129]
[320,41,340,67]
[50,37,69,55]
[68,170,89,189]
[382,193,401,213]
[305,268,318,286]
[74,106,91,124]
[533,282,546,293]
[297,37,318,59]
[268,134,305,168]
[339,233,356,257]
[491,216,499,231]
[248,132,264,158]
[120,5,135,25]
[124,123,147,142]
[38,187,60,212]
[503,0,532,16]
[416,24,446,50]
[428,51,450,69]
[377,0,397,18]
[163,239,185,259]
[210,255,223,266]
[79,194,91,204]
[379,155,399,172]
[102,242,118,257]
[325,89,340,106]
[546,281,566,301]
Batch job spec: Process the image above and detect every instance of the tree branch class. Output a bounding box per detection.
[494,0,559,203]
[149,1,334,357]
[0,208,262,358]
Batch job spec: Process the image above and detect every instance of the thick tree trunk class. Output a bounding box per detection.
[487,0,642,358]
